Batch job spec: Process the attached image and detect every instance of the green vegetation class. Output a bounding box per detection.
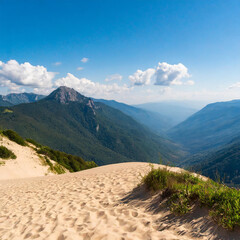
[44,156,66,174]
[26,138,97,173]
[0,130,97,173]
[168,100,240,154]
[0,146,16,159]
[36,146,97,172]
[26,138,42,148]
[142,165,240,230]
[2,130,27,146]
[0,87,184,166]
[190,141,240,187]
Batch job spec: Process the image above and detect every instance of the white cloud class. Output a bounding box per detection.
[81,57,89,63]
[0,60,56,91]
[154,62,191,86]
[33,87,55,95]
[77,67,84,71]
[128,68,155,86]
[228,82,240,89]
[55,73,129,97]
[129,62,192,86]
[53,62,61,66]
[105,74,123,82]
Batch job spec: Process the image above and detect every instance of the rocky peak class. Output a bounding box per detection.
[46,86,86,104]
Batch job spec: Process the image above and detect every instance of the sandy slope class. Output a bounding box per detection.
[0,136,53,180]
[0,162,239,240]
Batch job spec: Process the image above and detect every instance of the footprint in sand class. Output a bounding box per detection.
[131,211,138,217]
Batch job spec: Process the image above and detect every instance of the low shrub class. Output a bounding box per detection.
[142,165,240,230]
[0,145,16,159]
[2,130,27,146]
[26,138,42,148]
[37,146,97,172]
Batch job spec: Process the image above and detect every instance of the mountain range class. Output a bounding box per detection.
[94,99,172,134]
[135,101,200,126]
[0,93,181,134]
[0,86,184,166]
[168,100,240,153]
[189,137,240,186]
[0,92,45,106]
[0,96,12,107]
[2,87,240,187]
[166,100,240,186]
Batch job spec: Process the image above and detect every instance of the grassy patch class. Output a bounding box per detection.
[0,145,16,159]
[142,165,240,230]
[2,130,27,146]
[3,109,13,114]
[44,156,66,174]
[27,136,97,173]
[37,146,97,172]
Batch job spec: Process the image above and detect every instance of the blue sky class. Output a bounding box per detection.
[0,0,239,104]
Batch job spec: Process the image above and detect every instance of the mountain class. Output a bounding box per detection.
[94,99,172,134]
[0,86,184,166]
[0,96,12,107]
[190,137,240,187]
[135,101,200,126]
[168,100,240,153]
[2,92,45,105]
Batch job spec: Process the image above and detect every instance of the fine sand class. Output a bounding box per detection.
[0,162,239,240]
[0,136,54,180]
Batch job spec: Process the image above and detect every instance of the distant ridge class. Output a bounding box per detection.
[168,100,240,153]
[0,86,184,165]
[94,98,172,134]
[0,92,45,106]
[0,96,12,107]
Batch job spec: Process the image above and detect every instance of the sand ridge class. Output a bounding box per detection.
[0,162,239,240]
[0,136,54,180]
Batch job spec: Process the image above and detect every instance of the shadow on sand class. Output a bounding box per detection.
[120,184,240,240]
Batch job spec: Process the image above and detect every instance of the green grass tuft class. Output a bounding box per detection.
[142,165,240,230]
[44,156,66,174]
[0,145,16,159]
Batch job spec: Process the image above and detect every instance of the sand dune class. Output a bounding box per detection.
[0,162,239,240]
[0,136,54,180]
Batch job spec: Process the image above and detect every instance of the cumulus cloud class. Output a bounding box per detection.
[77,67,84,71]
[154,62,191,85]
[55,73,129,97]
[129,62,192,86]
[105,74,123,82]
[53,62,61,66]
[81,57,89,63]
[0,60,56,91]
[128,68,155,86]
